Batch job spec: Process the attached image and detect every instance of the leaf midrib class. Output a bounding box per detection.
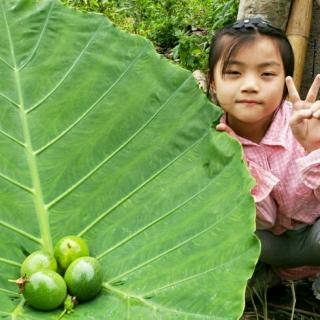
[1,2,53,253]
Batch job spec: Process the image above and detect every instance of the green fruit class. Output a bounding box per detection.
[23,270,67,311]
[64,257,103,302]
[20,250,57,277]
[54,236,89,272]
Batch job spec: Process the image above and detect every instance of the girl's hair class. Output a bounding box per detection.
[207,17,294,99]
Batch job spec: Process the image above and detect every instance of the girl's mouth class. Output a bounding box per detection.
[237,100,262,105]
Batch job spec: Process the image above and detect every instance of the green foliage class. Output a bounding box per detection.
[61,0,239,71]
[0,0,259,318]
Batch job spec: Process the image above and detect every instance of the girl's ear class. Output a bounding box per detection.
[210,81,216,95]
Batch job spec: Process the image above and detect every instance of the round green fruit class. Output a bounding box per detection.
[54,236,89,272]
[20,250,57,277]
[64,257,103,302]
[23,270,67,311]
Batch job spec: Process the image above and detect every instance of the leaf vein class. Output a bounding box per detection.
[0,92,20,108]
[97,172,216,259]
[0,55,14,70]
[17,1,54,71]
[0,288,20,296]
[103,282,216,319]
[47,74,194,209]
[10,297,25,320]
[0,220,41,244]
[0,257,21,268]
[78,125,207,237]
[0,128,25,146]
[35,42,149,155]
[0,171,33,193]
[142,246,255,297]
[126,297,130,320]
[107,195,242,283]
[1,0,53,253]
[26,19,105,114]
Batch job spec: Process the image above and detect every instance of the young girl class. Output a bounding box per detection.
[208,17,320,279]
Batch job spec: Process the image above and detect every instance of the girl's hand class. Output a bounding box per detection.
[215,123,237,138]
[286,75,320,153]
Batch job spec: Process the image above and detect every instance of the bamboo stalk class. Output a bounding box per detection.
[286,0,313,91]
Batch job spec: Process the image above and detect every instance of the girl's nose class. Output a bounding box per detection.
[240,75,259,92]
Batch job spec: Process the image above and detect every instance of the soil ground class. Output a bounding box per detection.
[242,279,320,319]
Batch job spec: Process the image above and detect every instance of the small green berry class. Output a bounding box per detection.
[23,270,67,311]
[64,257,103,302]
[54,236,89,272]
[20,250,57,277]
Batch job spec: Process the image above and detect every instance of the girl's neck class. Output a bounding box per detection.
[226,113,273,143]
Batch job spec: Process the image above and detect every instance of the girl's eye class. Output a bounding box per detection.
[225,70,240,76]
[262,72,276,77]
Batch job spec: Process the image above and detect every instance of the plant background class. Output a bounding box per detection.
[61,0,238,72]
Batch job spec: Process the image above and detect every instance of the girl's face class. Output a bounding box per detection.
[211,35,286,141]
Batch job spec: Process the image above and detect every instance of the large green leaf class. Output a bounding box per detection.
[0,1,260,319]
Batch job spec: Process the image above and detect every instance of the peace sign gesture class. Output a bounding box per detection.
[286,75,320,153]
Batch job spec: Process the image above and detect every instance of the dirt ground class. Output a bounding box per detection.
[242,277,320,319]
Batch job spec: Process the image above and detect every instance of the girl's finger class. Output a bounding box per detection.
[310,100,320,113]
[306,74,320,103]
[313,110,320,118]
[311,101,320,118]
[289,109,313,126]
[286,76,301,104]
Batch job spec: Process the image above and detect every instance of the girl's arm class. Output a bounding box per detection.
[286,75,320,199]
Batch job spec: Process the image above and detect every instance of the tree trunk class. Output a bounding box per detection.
[237,0,292,31]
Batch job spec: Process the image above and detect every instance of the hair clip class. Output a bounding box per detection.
[231,17,274,30]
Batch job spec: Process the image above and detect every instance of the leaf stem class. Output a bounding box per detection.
[57,309,67,320]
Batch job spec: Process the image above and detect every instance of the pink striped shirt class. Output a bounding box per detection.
[221,101,320,235]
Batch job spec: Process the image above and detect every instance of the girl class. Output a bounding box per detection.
[208,17,320,279]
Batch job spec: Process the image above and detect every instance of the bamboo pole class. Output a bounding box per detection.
[286,0,313,91]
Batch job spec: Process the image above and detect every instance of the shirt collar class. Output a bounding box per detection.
[220,100,291,149]
[261,101,291,148]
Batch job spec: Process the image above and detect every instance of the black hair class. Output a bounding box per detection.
[207,17,294,99]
